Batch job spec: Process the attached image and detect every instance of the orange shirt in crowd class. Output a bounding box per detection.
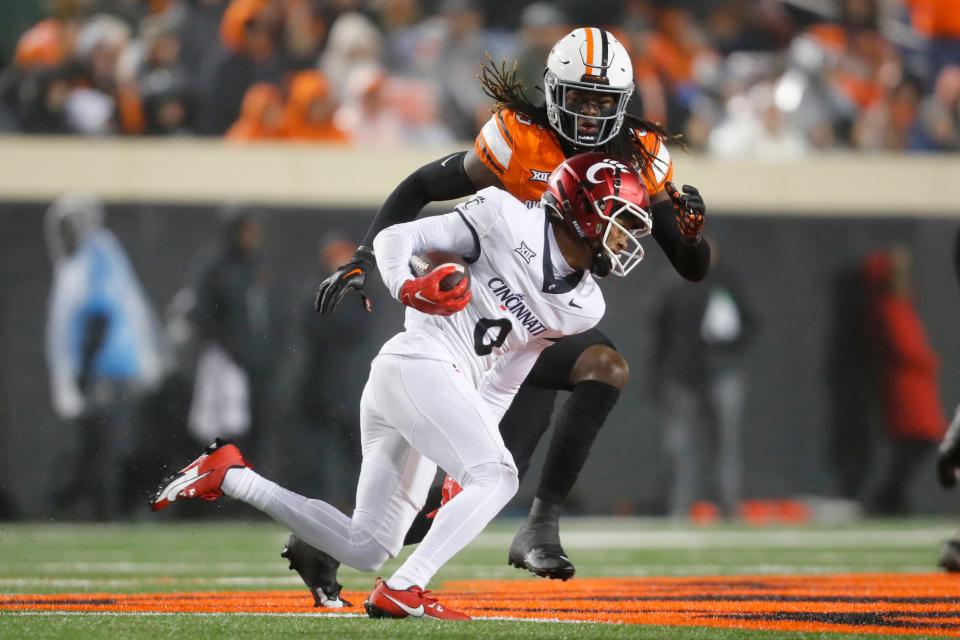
[221,0,271,52]
[906,0,960,39]
[281,71,350,143]
[15,18,69,69]
[226,83,284,141]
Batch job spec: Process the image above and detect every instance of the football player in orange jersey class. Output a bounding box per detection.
[291,27,710,605]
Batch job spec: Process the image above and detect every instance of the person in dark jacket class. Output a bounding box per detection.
[187,204,279,458]
[290,236,371,506]
[652,241,756,519]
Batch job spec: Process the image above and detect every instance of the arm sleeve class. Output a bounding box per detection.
[650,198,711,281]
[46,271,85,419]
[479,343,544,423]
[373,192,505,299]
[361,151,477,246]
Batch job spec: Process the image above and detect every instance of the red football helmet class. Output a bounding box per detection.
[541,152,652,277]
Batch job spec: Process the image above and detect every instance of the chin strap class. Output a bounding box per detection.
[590,252,612,278]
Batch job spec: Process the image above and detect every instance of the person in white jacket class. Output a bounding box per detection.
[149,152,652,619]
[45,192,164,519]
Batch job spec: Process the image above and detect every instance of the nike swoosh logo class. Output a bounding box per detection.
[568,300,582,309]
[164,470,212,502]
[383,592,424,617]
[440,153,459,167]
[414,292,436,305]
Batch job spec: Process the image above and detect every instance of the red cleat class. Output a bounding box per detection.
[426,474,464,519]
[150,438,249,511]
[364,577,470,621]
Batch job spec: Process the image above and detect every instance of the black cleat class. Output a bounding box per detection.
[938,536,960,572]
[508,541,576,581]
[281,534,352,608]
[507,498,575,581]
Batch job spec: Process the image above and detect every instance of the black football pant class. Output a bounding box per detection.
[403,328,615,545]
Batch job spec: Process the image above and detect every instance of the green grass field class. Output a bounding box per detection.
[1,517,957,639]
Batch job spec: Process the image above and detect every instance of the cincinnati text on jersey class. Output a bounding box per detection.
[486,277,547,336]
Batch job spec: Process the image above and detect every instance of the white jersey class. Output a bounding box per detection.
[373,187,605,419]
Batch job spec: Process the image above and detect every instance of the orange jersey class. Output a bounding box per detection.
[474,109,673,207]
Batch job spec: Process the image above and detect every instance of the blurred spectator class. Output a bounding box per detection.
[708,81,810,158]
[281,71,349,142]
[44,192,165,519]
[652,243,756,519]
[1,0,958,150]
[319,12,383,100]
[852,76,924,151]
[914,65,960,151]
[187,205,281,459]
[196,0,282,134]
[513,2,569,101]
[377,0,424,74]
[290,236,368,505]
[771,33,848,149]
[226,82,283,140]
[407,0,505,139]
[906,0,960,82]
[115,15,192,135]
[277,0,326,70]
[335,65,453,146]
[168,0,230,77]
[67,14,130,134]
[862,246,947,515]
[11,66,74,133]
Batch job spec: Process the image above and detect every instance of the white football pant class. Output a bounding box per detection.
[223,353,519,588]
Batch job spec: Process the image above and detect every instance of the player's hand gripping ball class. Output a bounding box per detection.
[666,182,706,244]
[401,251,471,316]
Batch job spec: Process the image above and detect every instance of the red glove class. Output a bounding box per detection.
[665,182,706,244]
[399,265,471,316]
[426,474,464,519]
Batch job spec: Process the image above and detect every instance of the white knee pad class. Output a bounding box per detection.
[463,462,520,501]
[342,525,393,573]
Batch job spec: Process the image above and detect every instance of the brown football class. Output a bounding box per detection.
[409,250,468,291]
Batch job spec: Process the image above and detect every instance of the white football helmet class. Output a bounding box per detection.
[544,28,635,147]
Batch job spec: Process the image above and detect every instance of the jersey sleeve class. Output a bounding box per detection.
[634,131,674,196]
[373,189,505,299]
[474,111,517,179]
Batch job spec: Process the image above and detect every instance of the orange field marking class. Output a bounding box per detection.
[3,573,960,636]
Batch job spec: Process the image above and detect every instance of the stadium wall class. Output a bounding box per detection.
[1,137,959,519]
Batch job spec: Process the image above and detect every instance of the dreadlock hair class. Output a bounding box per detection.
[479,58,685,180]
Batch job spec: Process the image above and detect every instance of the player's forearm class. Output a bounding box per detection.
[373,211,478,299]
[361,151,477,247]
[373,225,417,299]
[650,199,710,281]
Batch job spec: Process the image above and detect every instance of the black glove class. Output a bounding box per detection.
[937,409,960,489]
[665,182,706,244]
[314,245,375,314]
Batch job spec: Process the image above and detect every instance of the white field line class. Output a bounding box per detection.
[0,576,304,588]
[0,611,591,624]
[468,528,954,549]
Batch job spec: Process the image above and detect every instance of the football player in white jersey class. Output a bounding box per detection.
[149,152,652,620]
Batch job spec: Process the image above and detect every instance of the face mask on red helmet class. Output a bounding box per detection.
[541,152,652,277]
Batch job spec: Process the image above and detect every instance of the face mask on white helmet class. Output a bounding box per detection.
[544,28,635,147]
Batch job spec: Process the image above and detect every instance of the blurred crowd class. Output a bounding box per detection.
[1,0,959,152]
